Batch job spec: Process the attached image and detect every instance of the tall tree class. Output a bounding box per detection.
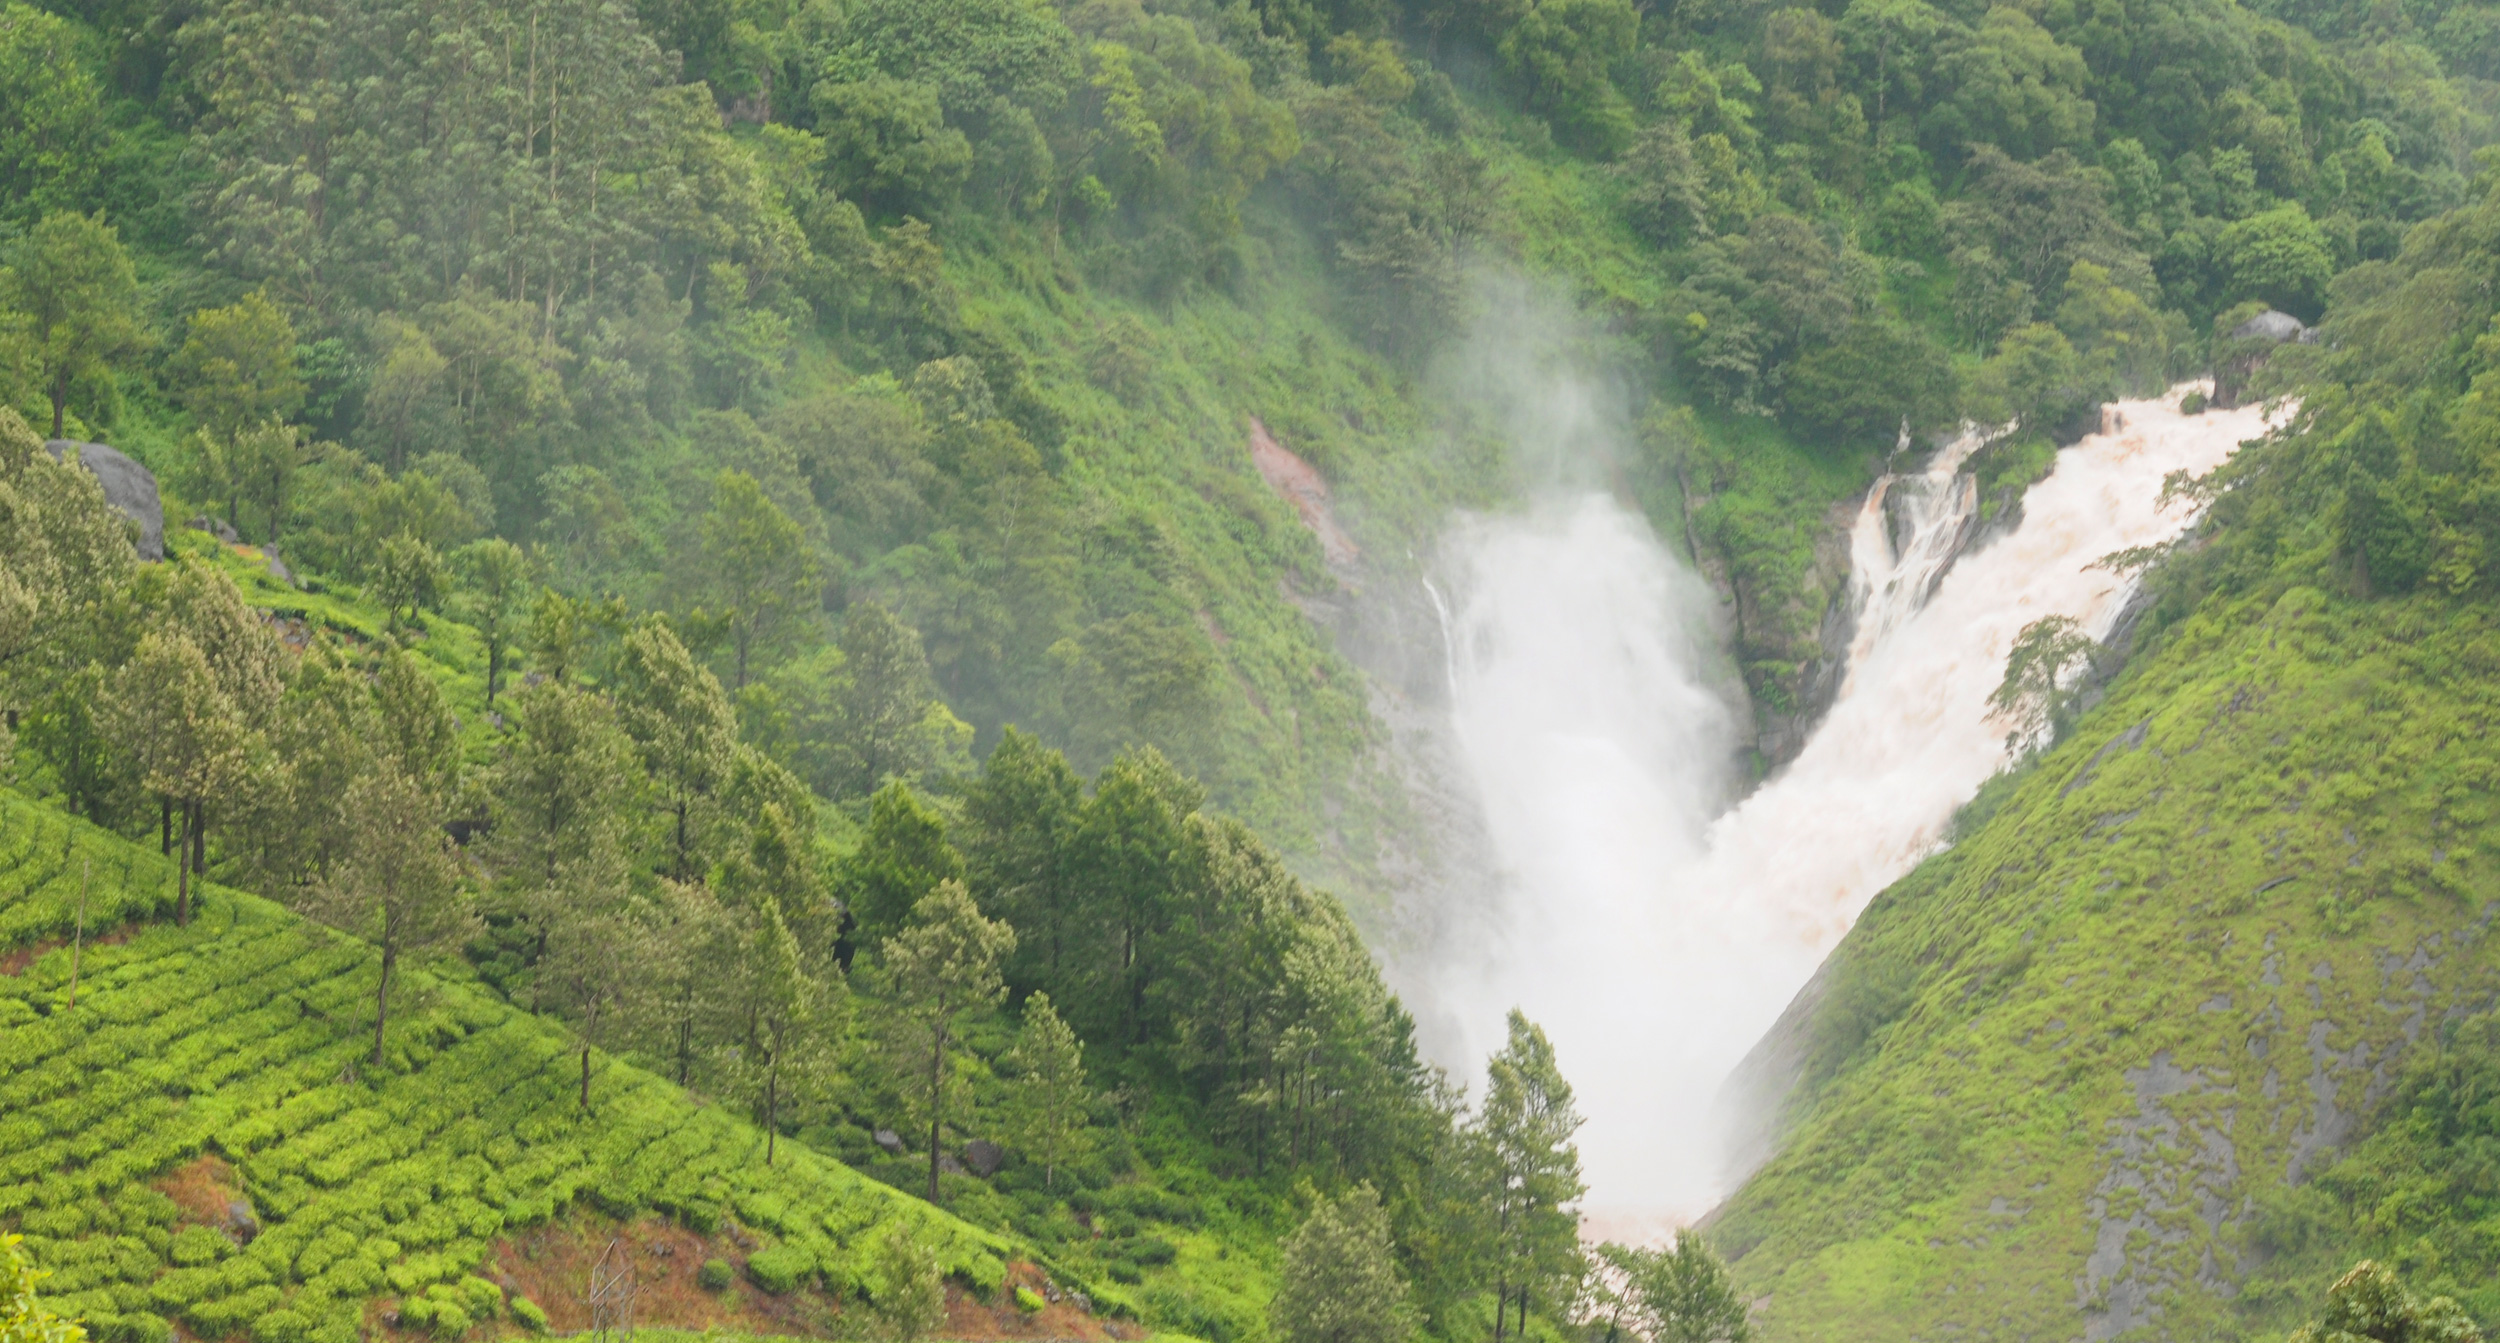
[698,468,815,690]
[960,727,1083,990]
[0,3,104,226]
[833,600,945,793]
[862,1225,946,1343]
[1478,1011,1585,1343]
[450,539,532,705]
[0,407,132,721]
[306,765,475,1068]
[838,782,965,943]
[1,211,143,439]
[1611,1233,1749,1343]
[879,879,1015,1204]
[614,617,736,880]
[170,290,308,437]
[1002,990,1092,1189]
[1271,1184,1415,1343]
[373,643,460,802]
[100,633,247,927]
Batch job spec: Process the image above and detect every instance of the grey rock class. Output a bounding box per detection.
[262,543,299,588]
[190,514,241,545]
[225,1199,259,1243]
[872,1127,906,1154]
[1071,1292,1093,1315]
[938,1153,968,1176]
[2231,309,2307,344]
[963,1139,1005,1177]
[45,440,164,560]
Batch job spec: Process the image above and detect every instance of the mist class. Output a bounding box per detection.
[1388,275,2282,1236]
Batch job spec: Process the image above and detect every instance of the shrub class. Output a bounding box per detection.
[746,1244,813,1294]
[457,1276,502,1320]
[168,1226,229,1267]
[698,1259,735,1292]
[1015,1286,1045,1314]
[509,1297,549,1333]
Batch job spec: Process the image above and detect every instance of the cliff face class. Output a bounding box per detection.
[1712,587,2500,1343]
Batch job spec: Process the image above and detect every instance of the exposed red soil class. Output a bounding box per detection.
[1248,418,1359,567]
[2,923,142,977]
[155,1155,247,1228]
[482,1215,1137,1342]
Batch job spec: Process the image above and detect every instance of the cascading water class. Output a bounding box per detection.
[1415,386,2280,1236]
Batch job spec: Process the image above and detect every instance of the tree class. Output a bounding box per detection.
[834,600,951,794]
[1607,1233,1749,1343]
[305,765,475,1067]
[1988,615,2096,748]
[2,1232,86,1343]
[1271,1183,1414,1343]
[1781,320,1957,449]
[2,212,143,439]
[0,4,102,229]
[374,644,460,802]
[451,539,533,705]
[2287,1261,2483,1343]
[839,782,966,943]
[170,290,307,438]
[374,534,445,631]
[1003,991,1092,1189]
[0,408,132,721]
[1477,1011,1585,1343]
[879,880,1016,1204]
[725,896,835,1162]
[961,727,1083,989]
[698,469,816,690]
[861,1225,947,1343]
[101,633,247,927]
[614,617,735,880]
[2219,204,2334,322]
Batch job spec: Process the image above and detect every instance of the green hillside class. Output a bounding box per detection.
[1716,175,2500,1342]
[0,791,1032,1343]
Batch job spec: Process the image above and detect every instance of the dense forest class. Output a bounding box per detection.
[5,0,2500,1328]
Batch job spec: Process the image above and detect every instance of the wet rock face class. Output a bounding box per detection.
[45,439,164,560]
[2213,310,2314,408]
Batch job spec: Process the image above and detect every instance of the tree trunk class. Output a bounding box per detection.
[191,801,205,879]
[160,798,171,855]
[927,1030,946,1205]
[49,373,66,439]
[674,798,689,880]
[1494,1276,1509,1343]
[580,1042,593,1109]
[175,802,193,927]
[373,941,397,1067]
[486,638,502,706]
[766,1051,780,1166]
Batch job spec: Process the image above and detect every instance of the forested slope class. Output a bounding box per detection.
[1715,175,2500,1342]
[0,792,1027,1343]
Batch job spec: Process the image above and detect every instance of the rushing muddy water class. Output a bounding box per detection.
[1414,387,2281,1234]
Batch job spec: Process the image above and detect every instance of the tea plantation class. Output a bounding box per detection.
[0,792,1020,1343]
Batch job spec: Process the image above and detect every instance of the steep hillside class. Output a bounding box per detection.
[1715,175,2500,1342]
[0,791,1060,1343]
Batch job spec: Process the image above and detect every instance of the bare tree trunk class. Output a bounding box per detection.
[175,802,193,927]
[580,1042,593,1109]
[927,1030,945,1204]
[766,1051,780,1166]
[373,941,397,1067]
[1494,1277,1508,1343]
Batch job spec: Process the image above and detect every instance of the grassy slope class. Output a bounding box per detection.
[1713,586,2500,1343]
[0,788,1059,1343]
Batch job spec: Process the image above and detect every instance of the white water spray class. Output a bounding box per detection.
[1417,388,2279,1234]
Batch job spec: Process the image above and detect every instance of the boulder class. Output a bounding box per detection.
[224,1200,259,1243]
[263,543,299,588]
[963,1140,1004,1177]
[190,514,241,544]
[938,1153,968,1176]
[44,440,163,560]
[872,1127,906,1155]
[2229,309,2308,343]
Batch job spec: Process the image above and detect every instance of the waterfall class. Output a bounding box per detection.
[1415,386,2280,1236]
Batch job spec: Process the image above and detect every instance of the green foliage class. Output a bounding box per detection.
[1270,1183,1412,1343]
[745,1244,815,1295]
[5,1234,89,1343]
[698,1258,735,1291]
[2284,1262,2483,1343]
[0,7,101,229]
[1596,1233,1748,1343]
[1,211,142,439]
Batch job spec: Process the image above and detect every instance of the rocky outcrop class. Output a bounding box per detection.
[2213,309,2313,409]
[45,439,163,560]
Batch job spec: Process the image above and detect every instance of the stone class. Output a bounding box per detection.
[962,1139,1005,1177]
[44,440,163,560]
[872,1127,906,1154]
[224,1200,259,1243]
[263,543,299,588]
[190,514,241,545]
[938,1153,968,1176]
[2229,309,2307,344]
